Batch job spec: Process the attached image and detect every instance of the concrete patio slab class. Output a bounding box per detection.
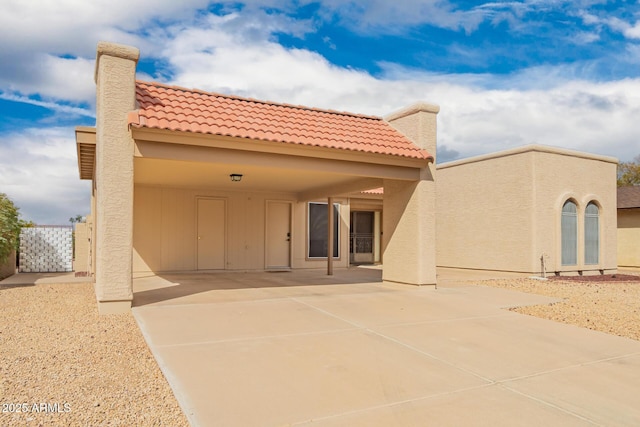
[135,298,357,347]
[378,311,640,381]
[294,384,594,427]
[132,268,640,426]
[151,330,488,426]
[293,285,560,328]
[507,353,640,426]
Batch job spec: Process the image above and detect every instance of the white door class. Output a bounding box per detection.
[266,201,291,269]
[197,198,225,270]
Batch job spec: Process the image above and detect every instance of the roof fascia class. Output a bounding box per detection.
[130,126,430,169]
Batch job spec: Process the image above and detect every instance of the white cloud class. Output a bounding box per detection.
[623,22,640,39]
[0,127,91,224]
[314,0,486,34]
[1,2,639,225]
[0,0,216,105]
[593,16,640,40]
[157,14,640,164]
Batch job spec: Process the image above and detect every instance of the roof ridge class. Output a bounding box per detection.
[136,80,383,121]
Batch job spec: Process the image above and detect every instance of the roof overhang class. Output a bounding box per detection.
[131,127,430,201]
[130,126,431,169]
[76,126,96,180]
[76,124,431,201]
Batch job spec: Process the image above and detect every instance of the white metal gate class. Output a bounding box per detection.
[19,226,73,273]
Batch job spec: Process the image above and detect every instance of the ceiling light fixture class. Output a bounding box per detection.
[230,173,243,182]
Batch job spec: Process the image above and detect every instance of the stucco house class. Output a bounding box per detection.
[76,41,618,313]
[617,186,640,268]
[76,42,437,314]
[436,146,618,276]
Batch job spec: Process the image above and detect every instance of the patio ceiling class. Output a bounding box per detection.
[134,157,382,197]
[133,133,425,200]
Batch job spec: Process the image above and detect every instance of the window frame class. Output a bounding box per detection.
[307,202,340,259]
[584,202,600,265]
[561,199,578,266]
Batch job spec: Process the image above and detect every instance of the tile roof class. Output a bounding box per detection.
[361,187,384,195]
[618,186,640,209]
[130,81,432,160]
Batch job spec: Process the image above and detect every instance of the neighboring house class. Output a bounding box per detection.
[76,41,618,313]
[437,147,618,276]
[76,42,437,314]
[617,186,640,268]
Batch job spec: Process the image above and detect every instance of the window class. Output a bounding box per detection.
[584,202,599,265]
[561,200,577,265]
[308,202,339,258]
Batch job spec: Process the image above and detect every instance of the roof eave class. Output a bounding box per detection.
[130,126,432,169]
[75,126,97,180]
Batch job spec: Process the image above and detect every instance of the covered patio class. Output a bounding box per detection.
[77,41,439,314]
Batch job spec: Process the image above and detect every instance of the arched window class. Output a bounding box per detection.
[584,202,599,265]
[561,200,577,265]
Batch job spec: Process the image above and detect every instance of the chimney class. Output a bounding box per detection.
[384,102,439,163]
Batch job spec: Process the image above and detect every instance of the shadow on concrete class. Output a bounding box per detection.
[133,268,384,307]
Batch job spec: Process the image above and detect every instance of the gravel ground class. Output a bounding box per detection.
[0,281,188,427]
[477,274,640,342]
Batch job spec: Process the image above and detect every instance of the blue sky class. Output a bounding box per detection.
[1,0,639,224]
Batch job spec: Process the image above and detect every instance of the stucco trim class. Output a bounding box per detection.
[94,41,139,83]
[384,102,441,122]
[97,300,132,315]
[437,144,618,170]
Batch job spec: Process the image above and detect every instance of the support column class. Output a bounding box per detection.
[382,103,439,286]
[93,42,139,313]
[327,197,334,275]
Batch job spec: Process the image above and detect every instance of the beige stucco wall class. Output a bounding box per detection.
[133,185,351,272]
[382,104,438,285]
[73,222,90,274]
[437,151,536,272]
[437,145,618,274]
[618,209,640,268]
[0,250,16,280]
[531,149,617,274]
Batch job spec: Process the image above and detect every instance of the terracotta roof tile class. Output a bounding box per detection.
[618,186,640,209]
[131,81,432,160]
[361,187,384,195]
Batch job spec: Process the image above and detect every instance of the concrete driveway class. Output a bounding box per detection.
[132,268,640,426]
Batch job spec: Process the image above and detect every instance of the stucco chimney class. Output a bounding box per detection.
[384,102,439,163]
[381,102,439,287]
[93,41,139,314]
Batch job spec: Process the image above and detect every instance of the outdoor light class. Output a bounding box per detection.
[230,173,243,182]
